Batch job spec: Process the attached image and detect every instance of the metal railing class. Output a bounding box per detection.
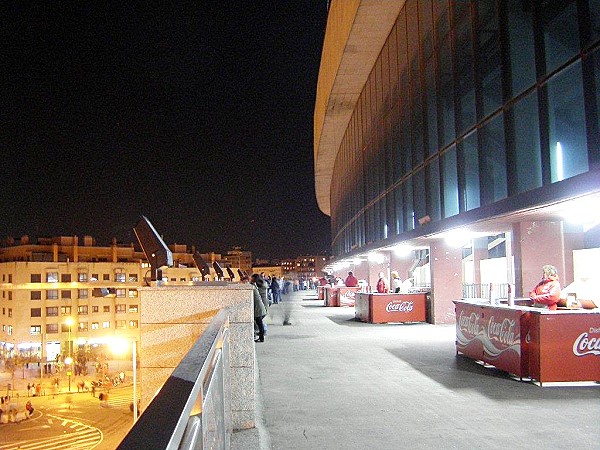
[463,283,510,300]
[117,308,231,450]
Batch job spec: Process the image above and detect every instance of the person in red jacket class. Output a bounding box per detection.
[344,271,358,287]
[529,264,561,310]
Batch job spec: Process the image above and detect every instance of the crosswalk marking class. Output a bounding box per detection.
[1,415,103,450]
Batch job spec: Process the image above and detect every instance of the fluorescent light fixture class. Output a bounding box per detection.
[563,196,600,231]
[444,229,472,248]
[368,252,385,264]
[392,244,413,257]
[556,142,564,181]
[352,258,363,265]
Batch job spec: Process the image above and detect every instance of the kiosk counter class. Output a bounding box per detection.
[324,286,362,307]
[355,293,427,323]
[454,299,600,383]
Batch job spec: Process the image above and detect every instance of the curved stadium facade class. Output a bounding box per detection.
[314,0,600,323]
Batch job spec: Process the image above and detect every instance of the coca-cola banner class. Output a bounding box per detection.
[455,302,527,377]
[528,312,600,383]
[368,293,426,323]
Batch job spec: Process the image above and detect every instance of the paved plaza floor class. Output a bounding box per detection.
[232,289,600,450]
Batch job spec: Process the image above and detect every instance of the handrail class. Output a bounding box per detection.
[117,308,230,450]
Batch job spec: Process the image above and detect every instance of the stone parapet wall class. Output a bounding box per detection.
[139,283,255,430]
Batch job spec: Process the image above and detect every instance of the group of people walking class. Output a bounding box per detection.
[249,274,292,343]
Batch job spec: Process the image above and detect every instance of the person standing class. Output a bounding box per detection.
[252,281,267,342]
[529,264,562,310]
[391,271,402,293]
[376,272,389,293]
[271,276,282,304]
[344,271,358,287]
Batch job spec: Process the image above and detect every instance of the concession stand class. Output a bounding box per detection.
[355,293,428,323]
[454,299,600,384]
[317,286,326,301]
[324,286,362,307]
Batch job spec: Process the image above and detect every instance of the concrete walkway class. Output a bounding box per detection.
[232,289,600,450]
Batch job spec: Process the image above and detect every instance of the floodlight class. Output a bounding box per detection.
[133,215,173,282]
[192,252,211,279]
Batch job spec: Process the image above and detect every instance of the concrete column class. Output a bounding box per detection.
[429,240,463,324]
[389,252,414,283]
[512,220,570,297]
[139,284,256,430]
[471,237,488,286]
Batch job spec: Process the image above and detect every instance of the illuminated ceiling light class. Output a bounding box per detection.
[368,252,385,264]
[444,229,472,248]
[556,142,564,181]
[392,244,412,257]
[563,196,600,232]
[352,258,363,265]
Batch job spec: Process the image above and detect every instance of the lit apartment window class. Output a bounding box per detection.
[129,320,138,328]
[116,304,126,314]
[78,289,88,299]
[78,305,88,315]
[103,306,110,312]
[91,273,99,281]
[91,322,99,330]
[116,320,126,329]
[46,307,58,317]
[31,308,41,317]
[47,290,58,300]
[115,273,126,283]
[128,274,138,282]
[30,325,41,335]
[47,272,59,283]
[78,273,88,282]
[61,274,72,282]
[102,321,110,329]
[31,274,42,283]
[61,290,71,299]
[8,308,12,317]
[116,289,126,298]
[7,325,13,335]
[31,291,42,300]
[61,306,71,316]
[128,305,138,313]
[46,324,58,334]
[92,306,99,313]
[78,322,88,332]
[128,289,138,298]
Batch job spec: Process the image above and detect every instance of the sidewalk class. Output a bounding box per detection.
[233,289,600,450]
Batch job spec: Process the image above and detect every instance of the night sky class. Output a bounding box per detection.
[1,2,331,260]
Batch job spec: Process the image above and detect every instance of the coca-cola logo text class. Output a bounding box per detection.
[573,328,600,357]
[385,301,414,313]
[458,310,481,336]
[487,316,516,346]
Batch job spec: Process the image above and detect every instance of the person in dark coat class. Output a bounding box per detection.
[271,276,282,304]
[252,282,267,342]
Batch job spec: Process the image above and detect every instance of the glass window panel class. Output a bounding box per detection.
[459,131,480,211]
[477,1,502,117]
[425,59,438,156]
[540,0,579,75]
[427,158,441,221]
[403,178,415,231]
[453,8,476,134]
[438,35,455,146]
[419,0,434,59]
[506,0,536,96]
[394,185,404,234]
[441,145,459,218]
[587,0,600,47]
[593,47,600,143]
[512,90,542,194]
[480,114,508,204]
[413,168,426,223]
[547,61,588,182]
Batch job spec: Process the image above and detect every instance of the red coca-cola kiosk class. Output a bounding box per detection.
[324,286,361,307]
[454,299,600,383]
[355,293,427,323]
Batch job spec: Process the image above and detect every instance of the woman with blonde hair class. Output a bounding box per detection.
[529,264,561,310]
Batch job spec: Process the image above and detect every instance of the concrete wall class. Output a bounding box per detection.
[139,283,255,430]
